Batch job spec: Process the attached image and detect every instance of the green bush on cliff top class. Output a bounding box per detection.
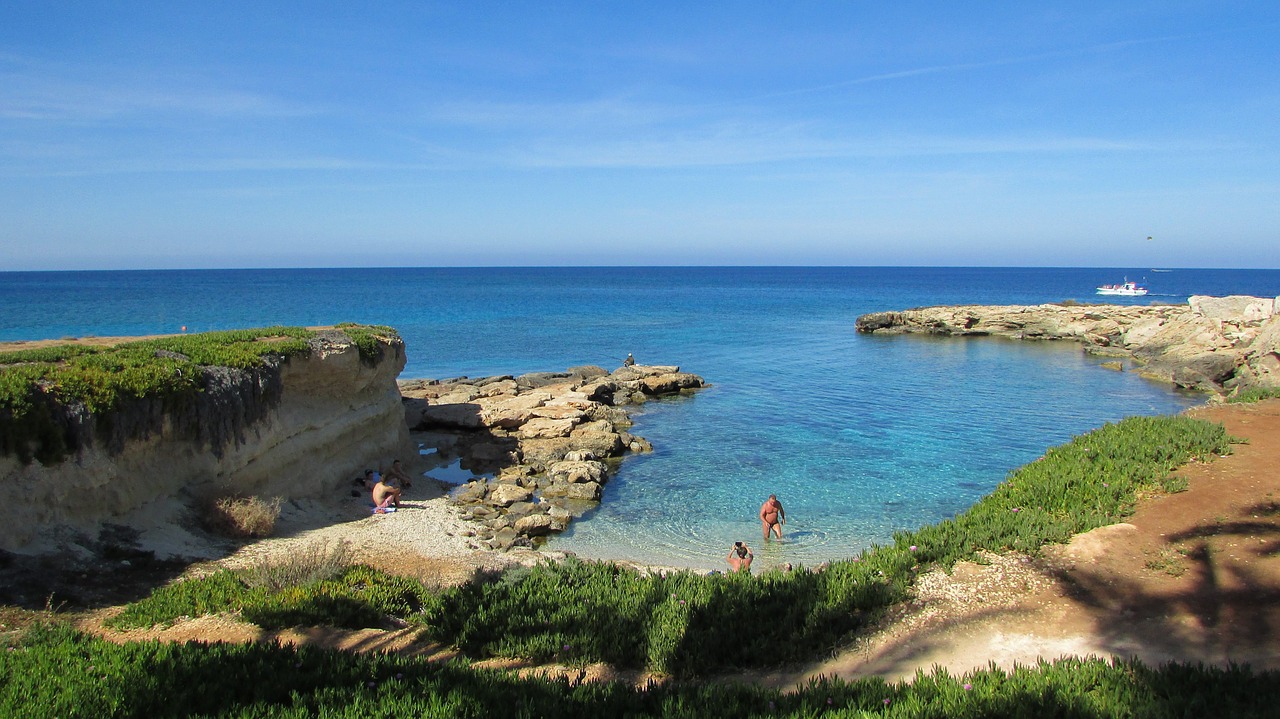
[0,324,398,463]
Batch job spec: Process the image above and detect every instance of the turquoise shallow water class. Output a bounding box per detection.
[4,266,1277,569]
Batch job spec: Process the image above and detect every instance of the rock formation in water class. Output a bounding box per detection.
[0,329,416,553]
[855,295,1280,393]
[400,364,706,550]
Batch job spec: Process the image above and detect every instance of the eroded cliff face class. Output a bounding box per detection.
[0,333,416,554]
[855,296,1280,393]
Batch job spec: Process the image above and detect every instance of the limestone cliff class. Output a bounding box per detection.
[855,296,1280,393]
[0,330,416,553]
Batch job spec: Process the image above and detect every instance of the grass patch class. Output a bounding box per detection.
[1229,387,1280,404]
[0,324,397,464]
[1145,549,1187,577]
[240,539,352,592]
[5,622,1280,718]
[204,495,282,539]
[107,561,433,631]
[335,323,400,365]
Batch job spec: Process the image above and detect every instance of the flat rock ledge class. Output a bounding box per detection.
[855,295,1280,394]
[399,364,705,551]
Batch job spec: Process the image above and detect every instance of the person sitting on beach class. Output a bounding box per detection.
[383,459,413,489]
[760,494,785,540]
[371,474,401,513]
[727,541,753,572]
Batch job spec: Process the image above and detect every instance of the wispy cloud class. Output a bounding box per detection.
[497,131,1158,170]
[0,54,318,123]
[743,33,1198,103]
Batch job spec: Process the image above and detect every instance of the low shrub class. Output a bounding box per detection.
[5,623,1280,718]
[1228,387,1280,404]
[204,495,282,538]
[107,562,435,631]
[240,539,352,592]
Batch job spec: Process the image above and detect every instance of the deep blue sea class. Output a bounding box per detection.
[4,267,1278,570]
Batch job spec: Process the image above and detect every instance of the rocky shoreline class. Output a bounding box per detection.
[399,363,705,551]
[856,295,1280,394]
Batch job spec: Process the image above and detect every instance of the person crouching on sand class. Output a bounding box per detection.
[372,474,401,513]
[760,494,785,540]
[727,541,753,572]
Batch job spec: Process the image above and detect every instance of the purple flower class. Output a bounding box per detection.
[883,697,892,705]
[679,600,686,605]
[395,673,404,680]
[1012,507,1021,512]
[909,545,917,552]
[366,681,377,688]
[562,644,571,651]
[827,697,833,705]
[963,683,973,691]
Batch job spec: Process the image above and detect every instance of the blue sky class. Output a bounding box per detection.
[2,3,1277,270]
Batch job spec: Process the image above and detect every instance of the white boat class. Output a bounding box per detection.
[1096,280,1148,296]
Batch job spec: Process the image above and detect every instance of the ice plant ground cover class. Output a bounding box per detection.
[106,414,1232,677]
[2,622,1278,718]
[0,325,397,464]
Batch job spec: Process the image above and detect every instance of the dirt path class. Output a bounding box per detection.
[59,399,1280,685]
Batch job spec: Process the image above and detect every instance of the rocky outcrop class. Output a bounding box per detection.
[855,296,1280,393]
[400,364,705,550]
[0,330,417,553]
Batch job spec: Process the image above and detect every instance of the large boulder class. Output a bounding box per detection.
[451,480,488,504]
[414,402,484,430]
[565,481,603,501]
[487,483,533,507]
[639,372,704,395]
[548,460,607,484]
[514,513,556,537]
[1190,295,1277,322]
[518,417,579,439]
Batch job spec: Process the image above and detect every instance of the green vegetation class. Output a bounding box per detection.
[4,622,1279,718]
[335,323,400,365]
[414,415,1229,675]
[0,324,397,464]
[107,564,432,631]
[1228,386,1280,404]
[111,414,1231,679]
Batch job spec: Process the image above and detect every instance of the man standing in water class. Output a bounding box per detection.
[760,494,785,540]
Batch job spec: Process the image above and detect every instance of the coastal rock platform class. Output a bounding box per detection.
[399,364,705,550]
[856,295,1280,393]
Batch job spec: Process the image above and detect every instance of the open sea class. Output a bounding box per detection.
[3,266,1279,570]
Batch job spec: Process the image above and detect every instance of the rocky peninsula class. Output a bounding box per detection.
[400,364,705,550]
[856,295,1280,394]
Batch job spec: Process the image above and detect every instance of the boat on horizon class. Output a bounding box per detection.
[1096,279,1149,296]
